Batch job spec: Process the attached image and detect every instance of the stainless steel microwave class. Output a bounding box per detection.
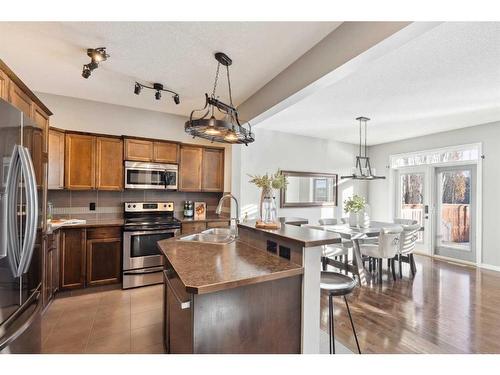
[124,161,178,190]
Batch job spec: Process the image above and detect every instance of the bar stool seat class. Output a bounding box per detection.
[320,272,357,296]
[321,271,361,354]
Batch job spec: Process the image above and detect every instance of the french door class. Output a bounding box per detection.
[434,165,476,262]
[395,167,431,254]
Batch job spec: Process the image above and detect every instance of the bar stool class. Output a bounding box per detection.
[320,271,361,354]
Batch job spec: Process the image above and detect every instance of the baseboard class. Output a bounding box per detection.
[480,263,500,272]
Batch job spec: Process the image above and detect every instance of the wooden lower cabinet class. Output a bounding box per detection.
[60,228,86,289]
[44,232,60,307]
[60,226,122,290]
[86,236,121,286]
[163,266,302,354]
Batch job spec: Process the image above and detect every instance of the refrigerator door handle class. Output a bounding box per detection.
[0,149,19,260]
[18,146,38,276]
[5,146,21,274]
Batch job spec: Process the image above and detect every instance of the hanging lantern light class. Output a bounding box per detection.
[184,52,254,145]
[341,117,385,180]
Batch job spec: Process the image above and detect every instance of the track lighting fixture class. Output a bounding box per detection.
[133,82,180,105]
[82,47,109,79]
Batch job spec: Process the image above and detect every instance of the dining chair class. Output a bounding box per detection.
[317,218,351,273]
[394,218,418,225]
[359,227,403,283]
[396,222,420,277]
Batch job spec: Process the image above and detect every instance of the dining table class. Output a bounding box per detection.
[303,221,403,286]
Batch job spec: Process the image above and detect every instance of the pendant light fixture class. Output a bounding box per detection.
[185,52,254,145]
[341,117,385,180]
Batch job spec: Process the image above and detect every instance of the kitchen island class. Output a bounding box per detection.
[158,219,341,354]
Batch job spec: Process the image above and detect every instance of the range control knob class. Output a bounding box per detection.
[133,204,136,208]
[127,204,131,208]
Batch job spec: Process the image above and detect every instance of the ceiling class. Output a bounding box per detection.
[260,22,500,145]
[0,22,340,117]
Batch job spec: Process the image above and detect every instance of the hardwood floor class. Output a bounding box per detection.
[322,254,500,353]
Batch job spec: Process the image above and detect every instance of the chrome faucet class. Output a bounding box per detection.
[216,193,240,237]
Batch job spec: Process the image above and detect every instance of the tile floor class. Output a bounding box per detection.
[42,284,165,354]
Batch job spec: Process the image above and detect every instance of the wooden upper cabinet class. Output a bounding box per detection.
[96,136,123,191]
[8,80,32,119]
[23,126,44,188]
[202,148,224,192]
[179,145,202,192]
[154,141,179,163]
[124,138,154,162]
[48,128,65,190]
[65,133,95,190]
[0,69,9,101]
[32,103,49,131]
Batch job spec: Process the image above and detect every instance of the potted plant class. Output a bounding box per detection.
[344,195,369,227]
[248,170,288,223]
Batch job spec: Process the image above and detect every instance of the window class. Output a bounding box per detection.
[390,144,481,169]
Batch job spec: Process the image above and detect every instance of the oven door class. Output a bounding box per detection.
[122,229,179,271]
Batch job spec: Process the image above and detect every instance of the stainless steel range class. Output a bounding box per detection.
[122,202,181,289]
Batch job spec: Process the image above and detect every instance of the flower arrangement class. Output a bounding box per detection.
[344,195,366,214]
[248,170,288,190]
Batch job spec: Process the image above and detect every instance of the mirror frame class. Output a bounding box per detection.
[280,171,338,208]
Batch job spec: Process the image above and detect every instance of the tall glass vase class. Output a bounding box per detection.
[260,188,278,223]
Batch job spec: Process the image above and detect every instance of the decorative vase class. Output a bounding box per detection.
[348,212,358,227]
[358,204,371,228]
[260,187,277,223]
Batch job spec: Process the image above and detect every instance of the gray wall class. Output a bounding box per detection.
[368,121,500,268]
[235,127,368,224]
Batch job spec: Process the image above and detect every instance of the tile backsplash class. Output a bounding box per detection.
[48,190,229,220]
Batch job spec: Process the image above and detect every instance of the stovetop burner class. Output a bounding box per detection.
[123,201,181,231]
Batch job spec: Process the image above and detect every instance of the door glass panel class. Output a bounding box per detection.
[437,170,471,251]
[130,232,174,258]
[400,173,425,241]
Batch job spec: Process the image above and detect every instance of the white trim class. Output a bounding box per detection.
[433,254,476,268]
[480,263,500,273]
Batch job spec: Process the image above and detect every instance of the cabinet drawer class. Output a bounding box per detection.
[206,221,230,229]
[87,226,122,240]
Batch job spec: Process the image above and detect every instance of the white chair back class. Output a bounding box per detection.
[399,223,420,255]
[319,218,337,225]
[376,227,403,259]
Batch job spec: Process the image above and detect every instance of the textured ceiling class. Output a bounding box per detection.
[261,22,500,145]
[0,21,340,117]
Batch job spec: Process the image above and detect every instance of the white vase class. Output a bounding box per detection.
[348,212,358,227]
[358,204,371,228]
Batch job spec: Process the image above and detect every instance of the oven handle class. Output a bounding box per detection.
[123,266,164,275]
[123,229,180,236]
[163,270,191,310]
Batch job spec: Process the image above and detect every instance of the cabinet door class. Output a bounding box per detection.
[60,229,86,289]
[124,138,154,161]
[154,141,179,163]
[96,136,123,191]
[48,128,65,190]
[23,127,44,188]
[8,80,32,119]
[201,148,224,192]
[86,238,121,286]
[0,69,9,101]
[65,133,95,190]
[179,146,202,192]
[43,237,54,307]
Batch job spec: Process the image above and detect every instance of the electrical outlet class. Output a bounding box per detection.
[89,202,96,211]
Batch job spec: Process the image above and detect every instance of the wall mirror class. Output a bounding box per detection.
[280,171,338,208]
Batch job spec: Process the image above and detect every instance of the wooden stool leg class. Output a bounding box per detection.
[378,258,382,283]
[398,254,403,279]
[391,258,397,281]
[329,294,335,354]
[410,254,417,276]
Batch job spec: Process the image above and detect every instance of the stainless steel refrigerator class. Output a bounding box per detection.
[0,98,45,353]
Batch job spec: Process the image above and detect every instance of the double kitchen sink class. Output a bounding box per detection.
[179,228,236,245]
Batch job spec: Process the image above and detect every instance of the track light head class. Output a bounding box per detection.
[155,91,161,100]
[173,94,180,105]
[82,65,92,79]
[134,83,142,95]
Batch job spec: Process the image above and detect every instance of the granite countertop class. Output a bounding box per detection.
[48,218,124,231]
[179,214,231,223]
[238,220,341,248]
[157,237,303,295]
